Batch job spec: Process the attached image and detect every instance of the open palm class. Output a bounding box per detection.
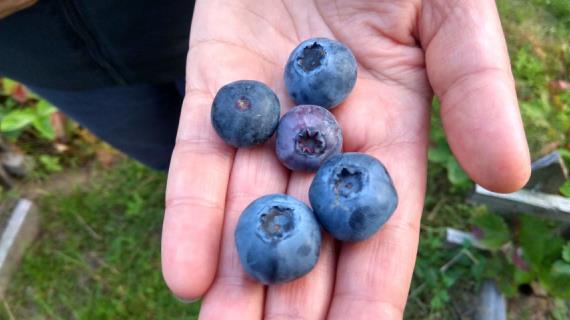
[162,0,530,318]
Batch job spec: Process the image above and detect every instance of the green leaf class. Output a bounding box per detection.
[472,211,510,250]
[32,117,55,140]
[494,261,518,297]
[39,155,62,173]
[563,243,570,263]
[35,100,57,117]
[552,260,570,275]
[446,157,470,186]
[559,149,570,169]
[2,78,17,95]
[428,144,451,164]
[430,290,449,310]
[561,181,570,198]
[4,98,16,109]
[442,273,456,288]
[431,96,440,109]
[541,261,570,299]
[514,268,534,285]
[0,109,36,132]
[519,215,564,271]
[26,88,41,100]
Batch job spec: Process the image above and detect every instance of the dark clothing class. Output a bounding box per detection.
[28,81,184,170]
[0,1,196,170]
[0,0,194,90]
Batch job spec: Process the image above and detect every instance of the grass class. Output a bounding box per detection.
[499,0,570,155]
[0,162,200,319]
[0,0,569,319]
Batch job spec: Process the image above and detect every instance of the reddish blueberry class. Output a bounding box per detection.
[276,105,342,171]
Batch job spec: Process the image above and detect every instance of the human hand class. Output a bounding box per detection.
[161,0,530,318]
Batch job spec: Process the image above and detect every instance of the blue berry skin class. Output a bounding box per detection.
[276,105,342,172]
[235,194,322,285]
[211,80,280,148]
[309,153,398,242]
[284,38,357,109]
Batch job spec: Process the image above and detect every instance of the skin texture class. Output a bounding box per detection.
[162,0,531,319]
[285,38,357,109]
[211,80,280,147]
[276,105,343,171]
[309,153,398,242]
[235,194,322,284]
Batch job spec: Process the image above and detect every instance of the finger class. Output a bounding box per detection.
[421,0,531,193]
[264,173,336,320]
[327,83,430,319]
[161,89,234,300]
[161,0,290,299]
[199,147,289,319]
[328,144,427,319]
[161,45,268,300]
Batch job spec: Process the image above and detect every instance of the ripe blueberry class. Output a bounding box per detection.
[235,194,322,284]
[309,153,398,242]
[276,105,342,171]
[284,38,357,109]
[211,80,280,148]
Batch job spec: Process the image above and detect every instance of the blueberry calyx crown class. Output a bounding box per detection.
[258,206,295,242]
[297,42,326,72]
[295,128,326,156]
[333,166,364,198]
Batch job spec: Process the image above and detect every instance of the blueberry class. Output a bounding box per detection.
[211,80,280,148]
[235,194,322,284]
[276,105,342,171]
[309,153,398,241]
[284,38,357,109]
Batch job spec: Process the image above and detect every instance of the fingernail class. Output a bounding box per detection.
[174,296,199,304]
